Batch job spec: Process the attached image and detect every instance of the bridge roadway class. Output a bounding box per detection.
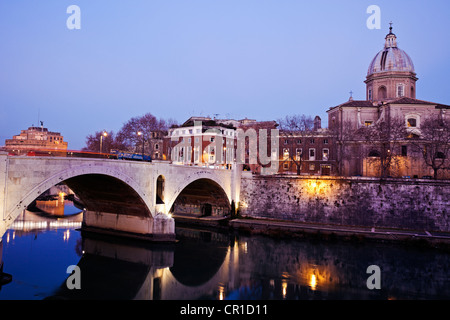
[0,152,242,242]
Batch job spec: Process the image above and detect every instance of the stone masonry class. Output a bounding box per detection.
[239,174,449,233]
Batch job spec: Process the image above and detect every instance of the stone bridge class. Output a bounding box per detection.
[0,152,242,242]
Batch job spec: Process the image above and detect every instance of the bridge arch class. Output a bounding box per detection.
[5,164,153,234]
[166,173,231,217]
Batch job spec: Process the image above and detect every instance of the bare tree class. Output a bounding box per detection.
[410,115,450,179]
[82,130,125,153]
[328,119,359,176]
[115,113,174,154]
[277,115,314,175]
[358,116,408,178]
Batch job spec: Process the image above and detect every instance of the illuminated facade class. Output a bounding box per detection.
[4,125,68,155]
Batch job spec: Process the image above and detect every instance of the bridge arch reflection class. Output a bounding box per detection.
[49,228,236,300]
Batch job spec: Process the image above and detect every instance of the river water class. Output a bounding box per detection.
[0,202,449,300]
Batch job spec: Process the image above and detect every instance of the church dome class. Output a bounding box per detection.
[367,26,415,76]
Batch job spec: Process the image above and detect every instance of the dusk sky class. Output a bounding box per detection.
[1,0,449,150]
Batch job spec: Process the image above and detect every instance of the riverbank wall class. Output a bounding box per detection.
[238,174,449,234]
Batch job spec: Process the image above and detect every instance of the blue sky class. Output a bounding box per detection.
[1,0,449,150]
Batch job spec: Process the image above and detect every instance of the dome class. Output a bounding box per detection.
[367,28,415,76]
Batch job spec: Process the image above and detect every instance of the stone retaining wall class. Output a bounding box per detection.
[238,174,449,232]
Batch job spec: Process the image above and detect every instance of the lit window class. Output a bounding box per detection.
[365,121,373,127]
[283,148,289,160]
[322,148,329,161]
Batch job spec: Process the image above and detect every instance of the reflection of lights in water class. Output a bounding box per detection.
[282,280,287,299]
[310,274,317,291]
[218,284,225,300]
[63,229,70,241]
[241,241,248,254]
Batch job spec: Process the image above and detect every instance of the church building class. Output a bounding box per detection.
[327,25,449,178]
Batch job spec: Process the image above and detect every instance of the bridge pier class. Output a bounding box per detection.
[82,211,175,242]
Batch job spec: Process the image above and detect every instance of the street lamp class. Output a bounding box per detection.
[100,131,108,153]
[137,131,144,158]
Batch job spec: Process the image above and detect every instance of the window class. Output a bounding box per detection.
[401,146,407,157]
[378,86,387,99]
[194,146,200,162]
[284,139,289,145]
[322,148,329,161]
[283,148,289,160]
[210,137,215,142]
[295,148,302,161]
[397,83,404,97]
[309,164,315,171]
[323,139,328,144]
[155,144,159,150]
[368,150,380,157]
[310,139,315,144]
[309,148,315,161]
[365,121,373,127]
[368,88,372,101]
[189,129,193,134]
[436,151,445,159]
[407,118,417,127]
[297,139,302,144]
[283,162,289,170]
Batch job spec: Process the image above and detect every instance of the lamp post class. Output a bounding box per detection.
[137,131,144,158]
[100,131,108,153]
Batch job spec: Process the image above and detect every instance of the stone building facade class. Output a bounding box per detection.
[4,125,68,155]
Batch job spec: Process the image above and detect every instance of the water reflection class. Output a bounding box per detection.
[1,214,450,299]
[50,228,450,300]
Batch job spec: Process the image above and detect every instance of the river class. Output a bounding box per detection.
[0,202,449,300]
